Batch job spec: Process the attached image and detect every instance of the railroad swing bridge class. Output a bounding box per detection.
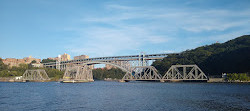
[41,53,208,82]
[22,69,50,81]
[63,64,94,82]
[161,65,208,82]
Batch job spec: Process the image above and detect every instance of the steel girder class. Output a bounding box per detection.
[22,69,50,80]
[122,66,162,81]
[63,64,94,81]
[63,62,208,82]
[162,65,208,81]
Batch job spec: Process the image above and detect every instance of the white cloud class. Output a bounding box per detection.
[180,10,250,32]
[209,29,250,42]
[66,25,170,57]
[105,4,136,10]
[65,3,250,57]
[161,50,176,53]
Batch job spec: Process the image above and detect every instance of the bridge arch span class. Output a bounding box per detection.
[63,61,171,82]
[81,61,163,81]
[81,61,132,74]
[62,61,132,82]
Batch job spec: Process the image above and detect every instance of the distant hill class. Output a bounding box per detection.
[152,35,250,76]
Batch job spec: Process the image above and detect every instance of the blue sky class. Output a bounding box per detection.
[1,0,250,59]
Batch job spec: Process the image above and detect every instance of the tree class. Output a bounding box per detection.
[41,59,56,63]
[0,58,7,70]
[31,60,36,63]
[92,68,125,80]
[45,68,64,80]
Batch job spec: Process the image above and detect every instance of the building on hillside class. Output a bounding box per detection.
[74,55,89,60]
[23,56,41,63]
[2,58,18,67]
[31,63,43,68]
[60,53,71,61]
[2,56,41,67]
[47,57,58,61]
[47,53,71,62]
[74,54,94,69]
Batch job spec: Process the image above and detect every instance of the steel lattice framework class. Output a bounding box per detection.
[42,53,180,70]
[63,64,94,82]
[81,61,163,81]
[82,61,131,72]
[22,69,50,81]
[61,63,208,82]
[122,66,162,81]
[161,65,208,81]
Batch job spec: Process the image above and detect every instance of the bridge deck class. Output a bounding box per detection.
[43,53,179,66]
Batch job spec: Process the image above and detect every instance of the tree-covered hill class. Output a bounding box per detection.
[152,35,250,76]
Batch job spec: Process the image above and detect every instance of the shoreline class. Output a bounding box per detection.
[1,77,249,83]
[0,80,249,83]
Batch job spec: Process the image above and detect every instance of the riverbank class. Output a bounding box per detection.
[208,78,250,83]
[0,77,12,82]
[1,77,249,83]
[0,77,55,82]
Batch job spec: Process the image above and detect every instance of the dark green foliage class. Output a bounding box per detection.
[41,59,56,63]
[202,47,250,75]
[31,60,36,63]
[152,35,250,76]
[227,73,250,81]
[93,68,125,80]
[0,58,7,70]
[0,63,28,77]
[45,68,64,80]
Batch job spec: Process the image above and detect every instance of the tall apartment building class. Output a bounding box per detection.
[2,56,41,67]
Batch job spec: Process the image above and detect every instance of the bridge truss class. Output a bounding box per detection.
[161,65,208,81]
[62,63,208,82]
[122,66,162,81]
[22,69,50,81]
[63,64,94,82]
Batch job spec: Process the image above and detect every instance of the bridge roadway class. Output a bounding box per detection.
[43,53,180,68]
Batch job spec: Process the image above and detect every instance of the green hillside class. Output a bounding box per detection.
[152,35,250,76]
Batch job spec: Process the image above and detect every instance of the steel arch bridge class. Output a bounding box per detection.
[62,61,163,82]
[43,53,179,70]
[42,53,208,82]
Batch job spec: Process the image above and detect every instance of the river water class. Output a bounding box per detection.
[0,81,249,111]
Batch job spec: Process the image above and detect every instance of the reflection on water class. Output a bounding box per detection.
[0,81,249,111]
